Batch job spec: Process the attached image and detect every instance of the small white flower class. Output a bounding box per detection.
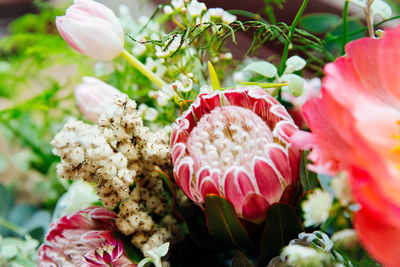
[156,35,184,58]
[163,5,174,15]
[282,245,330,266]
[302,189,333,227]
[332,229,358,250]
[144,108,159,121]
[284,55,307,74]
[281,74,305,97]
[171,0,184,9]
[205,8,224,18]
[187,0,206,17]
[138,242,170,267]
[179,75,193,92]
[371,0,392,19]
[161,84,175,98]
[222,11,236,24]
[132,43,146,56]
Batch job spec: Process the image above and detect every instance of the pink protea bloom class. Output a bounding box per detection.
[38,207,136,267]
[171,87,301,222]
[291,24,400,266]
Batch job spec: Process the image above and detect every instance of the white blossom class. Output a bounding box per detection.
[171,0,184,9]
[187,0,206,17]
[222,11,236,24]
[302,189,333,227]
[163,5,174,15]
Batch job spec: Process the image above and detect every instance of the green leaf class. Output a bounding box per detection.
[300,13,341,34]
[244,61,278,78]
[258,203,303,266]
[120,234,143,263]
[175,202,222,249]
[300,151,322,193]
[205,195,253,250]
[231,250,255,267]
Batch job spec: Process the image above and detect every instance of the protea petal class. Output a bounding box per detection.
[242,193,269,220]
[253,157,283,204]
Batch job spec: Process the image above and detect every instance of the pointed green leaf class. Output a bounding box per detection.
[208,61,221,91]
[205,195,253,250]
[231,250,255,267]
[300,13,341,34]
[300,151,322,193]
[258,203,303,266]
[239,82,288,88]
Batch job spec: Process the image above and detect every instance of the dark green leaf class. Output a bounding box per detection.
[300,151,321,193]
[175,202,222,249]
[120,234,143,263]
[258,203,303,266]
[300,13,341,34]
[231,250,255,267]
[205,195,253,250]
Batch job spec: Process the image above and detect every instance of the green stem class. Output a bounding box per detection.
[120,49,167,89]
[0,218,27,236]
[278,0,309,76]
[342,0,349,54]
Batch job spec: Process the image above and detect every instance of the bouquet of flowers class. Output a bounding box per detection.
[1,0,400,266]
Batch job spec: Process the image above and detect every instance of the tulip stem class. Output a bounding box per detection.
[120,49,167,89]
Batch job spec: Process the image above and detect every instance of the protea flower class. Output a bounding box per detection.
[38,207,136,267]
[171,87,301,222]
[291,24,400,266]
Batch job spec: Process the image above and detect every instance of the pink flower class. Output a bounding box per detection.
[38,207,136,267]
[291,24,400,266]
[75,77,124,123]
[171,87,301,222]
[56,0,124,61]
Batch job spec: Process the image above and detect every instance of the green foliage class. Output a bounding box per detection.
[204,195,253,250]
[299,151,322,193]
[263,0,287,24]
[0,184,50,242]
[258,204,303,266]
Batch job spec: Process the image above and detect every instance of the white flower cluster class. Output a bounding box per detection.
[51,95,182,255]
[301,189,333,227]
[163,0,237,25]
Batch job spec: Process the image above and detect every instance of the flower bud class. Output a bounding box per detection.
[74,77,124,123]
[56,0,125,61]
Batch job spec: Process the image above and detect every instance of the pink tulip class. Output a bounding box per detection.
[291,24,400,266]
[171,87,301,222]
[75,77,124,123]
[38,207,136,267]
[56,0,125,61]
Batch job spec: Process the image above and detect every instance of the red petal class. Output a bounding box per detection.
[268,145,292,185]
[199,178,219,200]
[242,193,269,221]
[253,157,283,204]
[175,157,194,200]
[224,167,254,216]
